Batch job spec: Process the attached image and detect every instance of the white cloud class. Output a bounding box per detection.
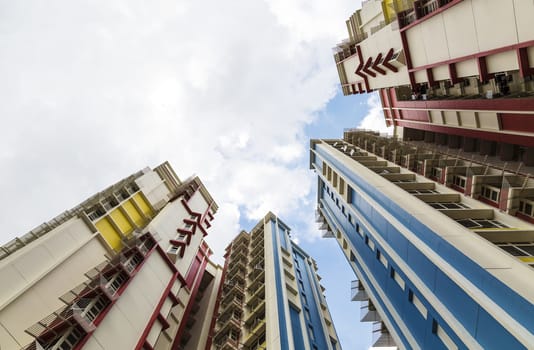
[0,0,360,253]
[358,93,394,135]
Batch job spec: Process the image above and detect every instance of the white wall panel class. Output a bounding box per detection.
[472,0,518,51]
[443,1,479,58]
[513,0,534,42]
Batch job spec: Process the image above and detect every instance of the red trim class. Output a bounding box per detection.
[477,196,499,209]
[383,48,399,73]
[169,239,187,257]
[400,31,413,69]
[499,187,509,211]
[397,121,534,147]
[516,212,534,224]
[449,63,460,84]
[158,313,170,330]
[501,114,534,133]
[135,270,179,350]
[372,53,387,75]
[408,40,534,73]
[389,96,534,112]
[465,176,473,196]
[185,256,202,288]
[172,255,209,350]
[204,251,230,350]
[477,56,493,83]
[363,57,377,78]
[355,46,370,92]
[400,0,465,32]
[517,47,534,78]
[426,68,436,87]
[449,183,465,194]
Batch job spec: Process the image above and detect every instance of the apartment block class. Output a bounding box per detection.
[0,162,222,350]
[310,133,534,349]
[335,0,534,165]
[212,212,340,350]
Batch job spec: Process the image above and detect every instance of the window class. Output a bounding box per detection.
[456,219,508,229]
[376,250,388,268]
[431,167,442,179]
[304,307,311,321]
[407,189,439,194]
[518,199,534,217]
[390,268,405,290]
[409,290,427,318]
[168,245,180,255]
[356,224,364,237]
[365,236,375,250]
[481,185,500,203]
[496,242,534,268]
[308,326,315,341]
[452,175,466,189]
[432,320,457,350]
[429,202,469,210]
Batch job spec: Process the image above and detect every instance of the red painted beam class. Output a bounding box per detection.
[363,57,377,77]
[449,63,460,84]
[172,254,209,350]
[426,68,436,87]
[372,53,387,75]
[355,45,371,92]
[396,120,534,147]
[517,47,533,78]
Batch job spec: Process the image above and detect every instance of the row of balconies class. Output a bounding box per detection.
[351,280,396,348]
[23,233,157,349]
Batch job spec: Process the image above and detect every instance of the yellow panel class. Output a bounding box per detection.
[123,199,145,227]
[95,217,122,251]
[110,208,133,236]
[133,193,154,217]
[519,257,534,263]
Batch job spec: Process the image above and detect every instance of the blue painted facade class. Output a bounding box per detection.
[270,220,290,350]
[270,217,339,350]
[292,244,329,350]
[312,143,533,350]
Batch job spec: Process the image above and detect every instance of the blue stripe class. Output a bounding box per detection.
[314,146,532,349]
[271,220,290,350]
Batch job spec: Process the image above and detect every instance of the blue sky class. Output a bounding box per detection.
[236,90,378,349]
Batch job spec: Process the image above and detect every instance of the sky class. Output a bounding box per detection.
[1,0,390,348]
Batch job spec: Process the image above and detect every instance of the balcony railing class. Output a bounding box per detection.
[351,280,368,301]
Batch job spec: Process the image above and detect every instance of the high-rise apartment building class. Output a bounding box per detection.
[335,0,534,165]
[212,212,341,350]
[0,162,223,350]
[310,132,534,349]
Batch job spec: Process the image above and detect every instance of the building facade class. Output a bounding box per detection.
[310,133,534,349]
[335,0,534,165]
[212,212,341,350]
[0,162,223,350]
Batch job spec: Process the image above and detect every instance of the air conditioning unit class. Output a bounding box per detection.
[387,49,406,69]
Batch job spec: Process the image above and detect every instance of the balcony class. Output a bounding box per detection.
[372,321,396,347]
[248,267,264,283]
[23,294,112,349]
[216,315,242,335]
[213,335,240,350]
[218,298,243,319]
[360,300,381,322]
[244,300,265,324]
[243,319,266,346]
[246,284,265,305]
